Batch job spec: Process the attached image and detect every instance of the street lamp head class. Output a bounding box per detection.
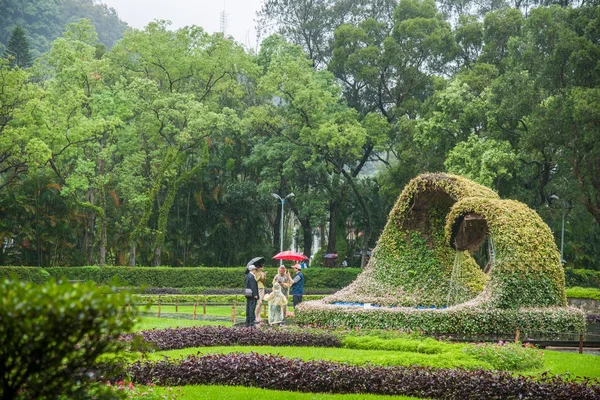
[550,194,560,201]
[285,193,295,199]
[272,193,282,200]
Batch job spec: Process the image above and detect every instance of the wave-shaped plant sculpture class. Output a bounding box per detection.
[296,174,585,334]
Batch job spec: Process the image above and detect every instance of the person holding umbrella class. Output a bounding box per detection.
[244,265,259,327]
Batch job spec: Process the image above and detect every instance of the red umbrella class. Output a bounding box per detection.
[272,250,308,261]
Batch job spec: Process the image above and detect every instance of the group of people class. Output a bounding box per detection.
[244,262,305,327]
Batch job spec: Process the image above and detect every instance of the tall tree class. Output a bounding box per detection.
[6,26,32,68]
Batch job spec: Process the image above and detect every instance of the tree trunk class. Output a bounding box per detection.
[299,217,313,258]
[326,200,337,267]
[129,243,136,267]
[86,188,95,265]
[339,168,371,269]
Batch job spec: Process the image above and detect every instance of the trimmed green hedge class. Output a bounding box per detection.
[565,268,600,289]
[42,267,361,289]
[565,287,600,301]
[0,267,50,284]
[132,294,327,304]
[295,302,586,334]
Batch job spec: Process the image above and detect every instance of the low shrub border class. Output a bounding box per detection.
[42,266,360,289]
[566,287,600,301]
[0,266,50,283]
[131,294,326,304]
[295,301,586,335]
[126,352,600,399]
[122,326,341,350]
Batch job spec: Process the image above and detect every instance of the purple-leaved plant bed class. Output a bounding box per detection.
[126,352,600,400]
[121,326,341,350]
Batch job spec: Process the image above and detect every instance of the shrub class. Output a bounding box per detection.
[342,335,452,354]
[43,267,360,289]
[0,279,136,399]
[565,269,600,289]
[295,301,586,335]
[463,341,545,371]
[122,326,341,351]
[126,353,600,399]
[0,266,50,283]
[566,287,600,300]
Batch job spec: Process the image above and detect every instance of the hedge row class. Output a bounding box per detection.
[0,266,360,289]
[296,302,587,335]
[126,353,600,399]
[0,267,50,284]
[565,269,600,289]
[138,287,337,295]
[132,294,326,304]
[122,326,341,350]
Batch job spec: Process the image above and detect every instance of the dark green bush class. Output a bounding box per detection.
[0,279,136,399]
[43,267,361,289]
[564,268,600,288]
[0,266,50,283]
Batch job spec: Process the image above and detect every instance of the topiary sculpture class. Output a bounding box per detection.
[296,173,585,334]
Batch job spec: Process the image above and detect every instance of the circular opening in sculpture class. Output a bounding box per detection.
[450,212,493,273]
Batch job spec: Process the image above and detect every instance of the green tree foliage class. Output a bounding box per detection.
[5,25,32,68]
[0,0,127,60]
[0,278,136,399]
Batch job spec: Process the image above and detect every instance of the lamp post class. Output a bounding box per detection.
[272,192,294,266]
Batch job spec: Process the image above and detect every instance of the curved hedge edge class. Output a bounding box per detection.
[125,353,600,400]
[295,300,586,335]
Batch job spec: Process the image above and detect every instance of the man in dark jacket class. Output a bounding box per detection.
[245,265,259,327]
[291,264,305,308]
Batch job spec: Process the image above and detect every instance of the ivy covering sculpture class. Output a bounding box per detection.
[296,173,585,334]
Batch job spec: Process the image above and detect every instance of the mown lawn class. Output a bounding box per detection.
[133,316,227,331]
[149,385,423,399]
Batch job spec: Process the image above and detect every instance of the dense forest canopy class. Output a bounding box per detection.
[0,0,127,58]
[0,0,599,270]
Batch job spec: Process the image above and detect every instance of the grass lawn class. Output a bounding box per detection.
[133,316,229,331]
[149,385,423,399]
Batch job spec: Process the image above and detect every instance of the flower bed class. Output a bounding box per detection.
[122,326,341,350]
[126,352,600,399]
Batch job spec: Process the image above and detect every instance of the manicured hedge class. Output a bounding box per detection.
[43,267,360,289]
[0,267,50,284]
[565,269,600,289]
[122,326,341,350]
[132,294,326,304]
[295,302,586,335]
[126,353,600,399]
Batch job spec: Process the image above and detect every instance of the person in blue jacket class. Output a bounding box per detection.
[245,265,259,327]
[290,264,305,308]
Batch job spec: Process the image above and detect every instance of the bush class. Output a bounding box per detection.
[566,287,600,300]
[296,301,586,335]
[126,353,600,399]
[565,269,600,289]
[463,341,545,371]
[123,326,341,351]
[43,266,361,289]
[0,266,50,283]
[132,294,326,305]
[342,335,452,354]
[0,279,137,399]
